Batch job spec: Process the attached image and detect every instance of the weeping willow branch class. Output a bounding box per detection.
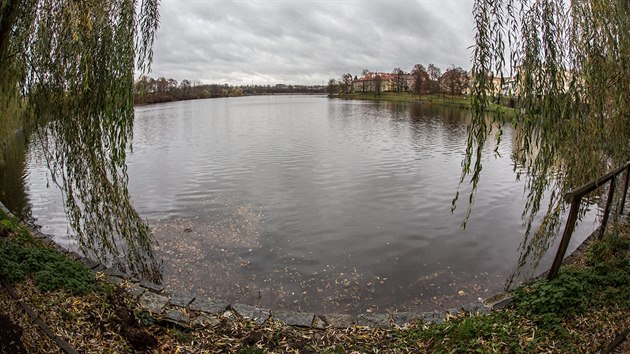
[0,0,161,281]
[458,0,630,276]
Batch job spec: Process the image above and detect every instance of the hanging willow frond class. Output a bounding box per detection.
[0,0,161,282]
[459,0,630,275]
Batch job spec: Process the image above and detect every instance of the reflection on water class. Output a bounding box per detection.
[0,95,597,314]
[0,132,29,218]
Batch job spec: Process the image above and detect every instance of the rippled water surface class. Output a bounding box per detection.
[0,95,597,314]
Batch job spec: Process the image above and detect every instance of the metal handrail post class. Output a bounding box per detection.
[620,166,630,215]
[600,177,616,239]
[548,198,581,280]
[548,161,630,280]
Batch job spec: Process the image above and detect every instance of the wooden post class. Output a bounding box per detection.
[600,177,616,239]
[620,166,630,215]
[548,198,581,280]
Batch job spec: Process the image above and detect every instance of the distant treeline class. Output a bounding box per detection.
[134,76,327,105]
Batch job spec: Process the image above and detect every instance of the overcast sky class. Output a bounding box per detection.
[149,0,475,86]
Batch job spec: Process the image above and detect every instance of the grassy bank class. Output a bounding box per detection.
[339,92,518,118]
[2,209,630,352]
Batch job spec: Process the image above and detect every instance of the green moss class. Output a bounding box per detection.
[0,215,36,244]
[0,213,97,295]
[135,310,156,327]
[396,311,541,353]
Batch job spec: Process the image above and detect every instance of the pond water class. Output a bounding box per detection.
[0,95,597,315]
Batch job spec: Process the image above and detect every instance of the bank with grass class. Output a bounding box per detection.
[338,92,517,118]
[2,207,630,352]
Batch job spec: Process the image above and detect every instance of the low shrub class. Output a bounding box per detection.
[514,224,630,329]
[0,213,97,295]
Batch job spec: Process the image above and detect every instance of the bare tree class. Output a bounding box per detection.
[341,73,353,94]
[179,79,192,95]
[427,64,442,94]
[134,75,151,96]
[392,67,407,92]
[167,78,179,93]
[440,65,470,97]
[327,78,337,98]
[156,77,169,93]
[411,64,430,96]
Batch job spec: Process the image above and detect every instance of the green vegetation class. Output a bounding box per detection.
[462,0,630,271]
[0,0,162,281]
[388,222,630,352]
[339,92,517,117]
[516,226,630,327]
[341,91,468,104]
[0,96,26,166]
[3,207,630,351]
[0,211,97,295]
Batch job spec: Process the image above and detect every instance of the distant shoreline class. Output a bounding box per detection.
[134,91,517,118]
[134,92,326,107]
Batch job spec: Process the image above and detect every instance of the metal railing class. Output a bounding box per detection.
[548,161,630,280]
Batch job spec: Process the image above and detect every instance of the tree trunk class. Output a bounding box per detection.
[0,0,20,65]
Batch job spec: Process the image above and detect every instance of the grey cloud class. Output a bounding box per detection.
[149,0,474,85]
